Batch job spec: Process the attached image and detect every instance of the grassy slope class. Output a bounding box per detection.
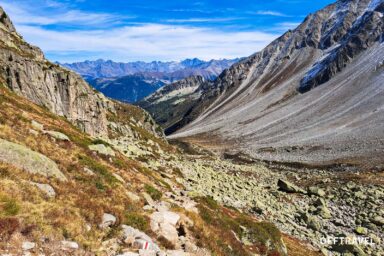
[0,84,320,255]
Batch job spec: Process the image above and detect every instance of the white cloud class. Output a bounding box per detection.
[253,11,290,17]
[16,23,278,62]
[0,1,280,62]
[164,17,239,23]
[0,1,129,26]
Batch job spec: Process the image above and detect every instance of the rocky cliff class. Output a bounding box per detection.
[170,0,384,167]
[0,7,114,137]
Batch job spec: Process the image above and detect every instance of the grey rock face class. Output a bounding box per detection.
[0,7,113,137]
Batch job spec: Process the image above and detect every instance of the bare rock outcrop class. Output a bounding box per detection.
[0,7,113,137]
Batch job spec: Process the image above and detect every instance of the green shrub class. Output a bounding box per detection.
[0,196,20,216]
[91,138,110,146]
[78,155,117,185]
[123,212,149,232]
[144,184,162,201]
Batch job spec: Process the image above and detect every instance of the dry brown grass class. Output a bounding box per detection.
[0,85,324,255]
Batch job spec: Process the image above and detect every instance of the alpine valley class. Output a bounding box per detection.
[0,0,383,256]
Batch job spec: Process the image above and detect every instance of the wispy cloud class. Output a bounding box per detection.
[0,0,283,62]
[16,23,278,62]
[0,1,131,27]
[253,10,290,17]
[164,17,240,23]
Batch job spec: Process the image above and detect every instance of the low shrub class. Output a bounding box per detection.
[123,212,149,232]
[144,184,162,201]
[0,195,20,216]
[0,217,20,241]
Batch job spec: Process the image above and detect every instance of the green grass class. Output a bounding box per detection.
[195,196,284,255]
[91,138,111,147]
[123,212,149,232]
[144,184,162,201]
[78,154,118,185]
[0,195,20,216]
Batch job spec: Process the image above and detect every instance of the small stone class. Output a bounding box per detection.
[126,191,141,202]
[61,241,79,250]
[143,192,155,206]
[43,130,70,141]
[316,206,332,219]
[22,242,35,251]
[354,226,367,235]
[29,182,56,198]
[112,173,125,183]
[308,186,326,197]
[88,144,115,156]
[99,213,117,229]
[82,167,95,176]
[31,120,44,131]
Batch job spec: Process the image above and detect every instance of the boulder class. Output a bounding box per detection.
[113,173,125,183]
[29,182,56,198]
[150,211,180,247]
[331,243,366,256]
[121,225,160,251]
[142,192,155,206]
[83,167,95,176]
[89,144,115,157]
[31,120,44,131]
[315,206,332,219]
[22,242,35,251]
[277,179,306,194]
[61,241,79,250]
[371,216,384,226]
[308,186,326,197]
[126,191,141,202]
[0,139,67,181]
[300,213,321,231]
[354,226,367,235]
[99,213,117,229]
[43,130,70,141]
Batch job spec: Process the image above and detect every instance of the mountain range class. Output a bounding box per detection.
[0,1,384,255]
[60,58,238,102]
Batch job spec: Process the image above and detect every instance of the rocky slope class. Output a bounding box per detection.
[137,76,208,133]
[169,0,384,168]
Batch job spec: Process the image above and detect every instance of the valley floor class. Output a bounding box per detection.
[162,141,384,256]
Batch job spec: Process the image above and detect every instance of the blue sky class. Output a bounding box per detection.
[0,0,334,62]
